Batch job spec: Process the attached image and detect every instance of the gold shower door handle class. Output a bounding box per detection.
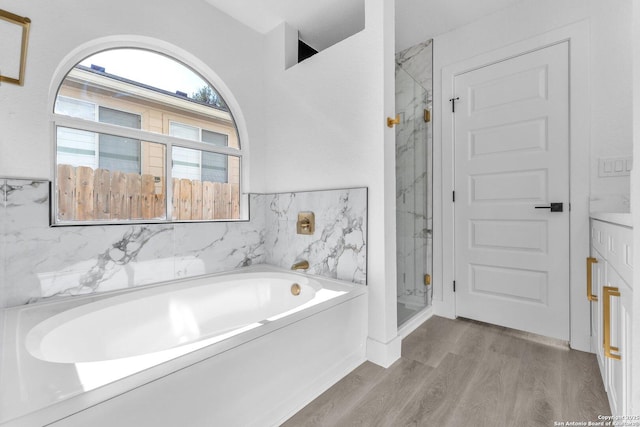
[586,257,598,302]
[603,286,621,360]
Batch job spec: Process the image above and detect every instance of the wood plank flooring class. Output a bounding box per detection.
[282,316,610,427]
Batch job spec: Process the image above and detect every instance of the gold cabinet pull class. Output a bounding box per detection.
[603,286,621,360]
[387,115,400,128]
[586,257,598,302]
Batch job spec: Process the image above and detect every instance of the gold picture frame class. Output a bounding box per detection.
[0,9,31,86]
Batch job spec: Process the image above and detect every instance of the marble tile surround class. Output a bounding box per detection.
[396,40,433,96]
[261,190,367,284]
[0,179,367,307]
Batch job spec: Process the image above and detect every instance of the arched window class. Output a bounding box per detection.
[53,48,242,224]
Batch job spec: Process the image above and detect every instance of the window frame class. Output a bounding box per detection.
[51,52,244,226]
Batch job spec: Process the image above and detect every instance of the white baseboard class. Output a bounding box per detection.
[366,335,402,368]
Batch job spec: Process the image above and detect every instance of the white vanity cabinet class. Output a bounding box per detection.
[589,217,633,416]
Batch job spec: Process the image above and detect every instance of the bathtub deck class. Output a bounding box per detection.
[283,316,610,426]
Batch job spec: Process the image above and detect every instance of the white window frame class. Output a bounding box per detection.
[169,121,229,146]
[53,110,243,225]
[51,46,246,225]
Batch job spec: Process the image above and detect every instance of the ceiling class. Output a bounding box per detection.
[204,0,528,53]
[203,0,364,52]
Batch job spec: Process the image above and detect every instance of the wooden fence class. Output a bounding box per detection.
[57,164,240,221]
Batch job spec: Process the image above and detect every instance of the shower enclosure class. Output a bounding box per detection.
[395,40,433,327]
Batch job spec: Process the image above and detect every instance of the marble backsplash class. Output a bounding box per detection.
[0,179,367,307]
[261,190,367,284]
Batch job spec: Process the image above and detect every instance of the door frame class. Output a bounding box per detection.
[435,21,591,352]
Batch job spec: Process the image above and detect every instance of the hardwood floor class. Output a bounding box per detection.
[282,316,610,427]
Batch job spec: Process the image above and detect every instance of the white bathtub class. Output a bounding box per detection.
[0,265,367,427]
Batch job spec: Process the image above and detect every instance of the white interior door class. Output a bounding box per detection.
[453,42,570,340]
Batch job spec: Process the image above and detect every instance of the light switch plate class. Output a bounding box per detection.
[599,156,632,177]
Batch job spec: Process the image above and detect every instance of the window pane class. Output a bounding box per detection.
[98,134,140,174]
[202,151,227,183]
[99,106,141,129]
[172,146,201,181]
[55,48,239,148]
[56,126,166,223]
[55,97,96,121]
[97,108,142,173]
[202,129,228,147]
[56,127,97,169]
[169,122,199,141]
[171,147,240,220]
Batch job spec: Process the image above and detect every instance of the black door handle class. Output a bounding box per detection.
[534,202,563,212]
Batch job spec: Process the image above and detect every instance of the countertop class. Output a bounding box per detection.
[590,212,633,228]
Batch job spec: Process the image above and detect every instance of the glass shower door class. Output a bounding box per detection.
[395,58,433,328]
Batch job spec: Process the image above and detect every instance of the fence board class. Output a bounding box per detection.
[141,174,155,219]
[172,178,180,219]
[154,177,165,219]
[94,169,111,220]
[127,173,142,220]
[75,166,94,221]
[110,171,127,220]
[222,183,232,219]
[230,184,240,219]
[179,179,192,220]
[154,193,166,219]
[191,180,203,220]
[203,182,215,220]
[57,164,76,221]
[213,182,223,219]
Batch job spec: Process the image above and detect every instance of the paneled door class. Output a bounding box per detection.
[453,42,570,340]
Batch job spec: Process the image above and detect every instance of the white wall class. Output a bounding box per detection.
[260,0,400,365]
[0,0,266,191]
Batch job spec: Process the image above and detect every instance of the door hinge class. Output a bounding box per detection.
[452,191,455,202]
[453,280,456,292]
[424,274,431,286]
[449,96,460,113]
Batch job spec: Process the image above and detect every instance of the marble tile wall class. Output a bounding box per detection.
[395,40,433,308]
[0,179,367,307]
[396,41,433,96]
[261,189,367,284]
